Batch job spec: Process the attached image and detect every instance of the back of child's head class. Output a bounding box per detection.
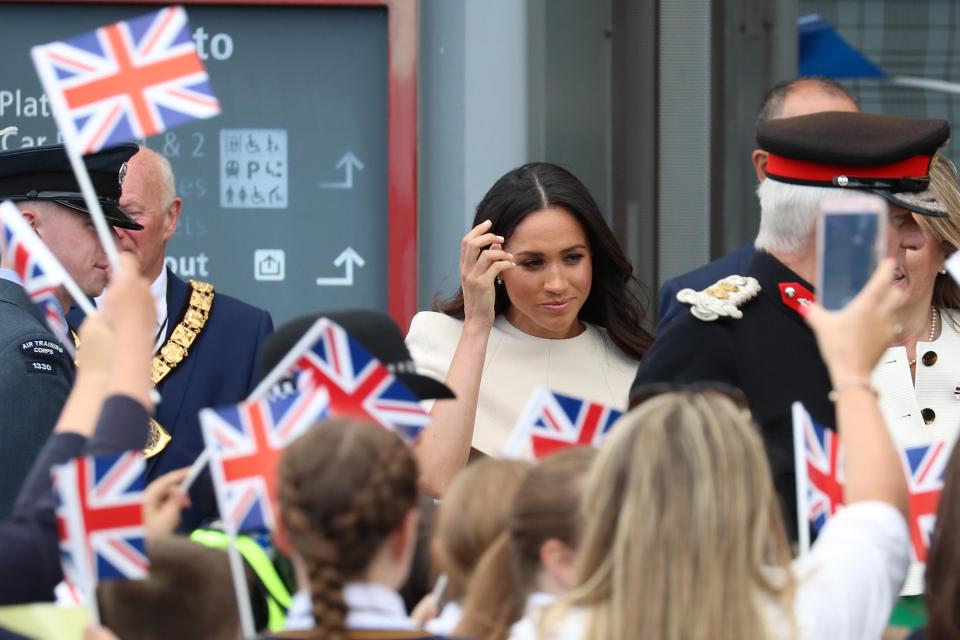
[97,535,239,640]
[432,457,531,604]
[455,447,597,639]
[278,418,419,640]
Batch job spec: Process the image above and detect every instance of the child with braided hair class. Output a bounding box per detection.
[270,417,439,640]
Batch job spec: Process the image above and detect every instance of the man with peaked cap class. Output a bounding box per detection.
[656,77,861,330]
[0,143,142,517]
[66,146,274,532]
[630,111,950,536]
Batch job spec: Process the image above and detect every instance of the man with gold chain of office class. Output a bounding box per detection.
[68,147,274,531]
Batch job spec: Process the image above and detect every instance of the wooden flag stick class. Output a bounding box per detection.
[60,144,122,273]
[226,532,257,639]
[791,402,812,556]
[86,581,101,627]
[179,448,210,494]
[200,427,257,639]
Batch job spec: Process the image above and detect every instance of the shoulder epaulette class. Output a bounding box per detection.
[676,275,760,322]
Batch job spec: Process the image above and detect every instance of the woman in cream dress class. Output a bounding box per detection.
[406,163,651,494]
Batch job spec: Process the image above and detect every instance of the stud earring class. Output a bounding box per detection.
[495,276,503,285]
[940,269,948,275]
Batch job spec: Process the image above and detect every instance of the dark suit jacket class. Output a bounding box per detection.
[656,243,756,332]
[634,251,834,538]
[0,394,149,605]
[69,269,274,530]
[152,271,272,529]
[0,278,74,518]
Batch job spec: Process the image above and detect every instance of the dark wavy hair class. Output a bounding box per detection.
[434,162,652,360]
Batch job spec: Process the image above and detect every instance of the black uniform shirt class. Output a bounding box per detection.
[631,250,836,535]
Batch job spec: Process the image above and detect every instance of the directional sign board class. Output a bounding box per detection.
[0,2,414,326]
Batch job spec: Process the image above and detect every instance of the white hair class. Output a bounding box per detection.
[754,179,863,253]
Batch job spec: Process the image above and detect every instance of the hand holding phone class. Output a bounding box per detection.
[816,196,888,311]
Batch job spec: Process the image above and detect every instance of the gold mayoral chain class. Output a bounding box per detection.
[145,279,216,457]
[72,280,215,459]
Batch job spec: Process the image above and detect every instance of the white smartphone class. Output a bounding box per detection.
[816,195,888,311]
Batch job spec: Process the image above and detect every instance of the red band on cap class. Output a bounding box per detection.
[765,153,931,182]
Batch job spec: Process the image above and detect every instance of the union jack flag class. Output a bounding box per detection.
[0,201,75,356]
[504,388,621,459]
[32,6,220,155]
[900,440,950,563]
[794,404,845,536]
[200,385,330,533]
[261,318,430,442]
[53,451,149,591]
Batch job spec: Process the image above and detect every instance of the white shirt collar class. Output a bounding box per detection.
[425,600,462,634]
[285,583,416,632]
[525,591,556,612]
[149,268,168,321]
[148,269,168,352]
[94,268,168,352]
[343,582,416,630]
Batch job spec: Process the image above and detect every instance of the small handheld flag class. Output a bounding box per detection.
[201,385,330,534]
[0,200,96,355]
[900,440,949,564]
[53,450,149,624]
[31,6,220,271]
[31,6,220,155]
[503,387,622,459]
[792,402,954,596]
[792,402,845,552]
[250,317,430,442]
[202,386,329,639]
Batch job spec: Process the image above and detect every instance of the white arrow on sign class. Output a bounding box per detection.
[318,152,364,189]
[316,246,366,286]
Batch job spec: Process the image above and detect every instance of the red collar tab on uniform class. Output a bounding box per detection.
[765,153,931,184]
[779,282,815,315]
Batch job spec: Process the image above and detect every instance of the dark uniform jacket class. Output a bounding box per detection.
[632,250,835,535]
[0,277,73,518]
[70,269,273,530]
[0,394,149,605]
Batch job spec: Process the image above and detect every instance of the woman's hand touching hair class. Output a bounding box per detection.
[459,219,514,329]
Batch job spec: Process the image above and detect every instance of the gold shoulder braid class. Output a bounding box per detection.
[143,280,215,458]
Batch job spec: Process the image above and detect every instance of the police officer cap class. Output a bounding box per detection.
[757,111,951,217]
[0,143,143,230]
